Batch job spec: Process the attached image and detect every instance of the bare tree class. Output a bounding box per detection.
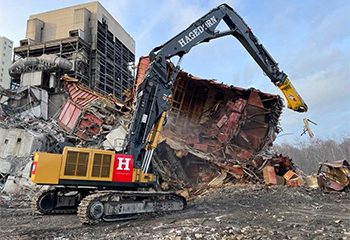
[273,137,350,174]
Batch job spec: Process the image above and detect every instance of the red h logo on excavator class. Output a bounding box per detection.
[112,154,134,182]
[116,157,131,170]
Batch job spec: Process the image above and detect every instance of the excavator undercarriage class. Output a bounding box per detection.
[32,187,186,224]
[77,191,185,224]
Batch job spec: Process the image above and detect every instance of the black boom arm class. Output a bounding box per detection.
[126,4,307,169]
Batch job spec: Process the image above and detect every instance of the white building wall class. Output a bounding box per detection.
[0,127,46,158]
[27,1,135,54]
[0,36,13,89]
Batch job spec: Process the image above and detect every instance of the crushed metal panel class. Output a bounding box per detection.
[58,100,82,131]
[322,160,350,169]
[57,79,130,141]
[62,77,129,111]
[134,56,283,194]
[317,159,350,192]
[134,56,150,90]
[74,111,104,139]
[283,170,298,181]
[165,71,283,159]
[65,83,98,107]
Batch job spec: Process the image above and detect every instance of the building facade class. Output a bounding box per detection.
[14,1,135,100]
[0,36,13,89]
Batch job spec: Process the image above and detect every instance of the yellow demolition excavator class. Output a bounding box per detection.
[30,3,307,224]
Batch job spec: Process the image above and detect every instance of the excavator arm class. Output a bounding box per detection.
[126,4,307,170]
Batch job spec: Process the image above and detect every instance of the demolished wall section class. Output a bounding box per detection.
[0,56,288,196]
[0,127,46,159]
[134,57,284,193]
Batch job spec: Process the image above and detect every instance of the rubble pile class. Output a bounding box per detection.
[254,153,305,186]
[2,55,339,197]
[0,72,129,193]
[56,75,130,147]
[134,57,289,195]
[317,160,350,192]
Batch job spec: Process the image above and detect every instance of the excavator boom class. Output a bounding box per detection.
[127,3,308,169]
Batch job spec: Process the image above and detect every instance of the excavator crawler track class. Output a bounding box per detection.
[77,191,186,225]
[31,189,82,215]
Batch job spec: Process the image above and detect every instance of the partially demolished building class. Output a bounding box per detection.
[133,57,285,193]
[0,2,136,191]
[1,2,347,208]
[13,2,135,100]
[0,53,286,194]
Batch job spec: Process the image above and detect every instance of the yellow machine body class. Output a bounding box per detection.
[31,147,156,187]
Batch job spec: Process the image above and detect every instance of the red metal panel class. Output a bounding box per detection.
[65,83,98,107]
[74,112,103,139]
[134,56,150,89]
[247,90,265,108]
[226,99,246,113]
[112,154,134,182]
[58,100,82,131]
[217,112,241,143]
[263,165,277,185]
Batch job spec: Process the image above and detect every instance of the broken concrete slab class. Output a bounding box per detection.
[1,161,34,195]
[103,125,128,151]
[0,127,47,158]
[1,87,49,120]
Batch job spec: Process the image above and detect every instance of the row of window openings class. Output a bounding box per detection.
[3,41,12,46]
[4,138,22,144]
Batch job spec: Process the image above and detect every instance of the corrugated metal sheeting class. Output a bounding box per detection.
[57,79,129,140]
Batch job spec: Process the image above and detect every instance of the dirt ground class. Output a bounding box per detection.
[0,185,349,240]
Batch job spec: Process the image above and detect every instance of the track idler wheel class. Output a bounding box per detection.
[88,200,104,221]
[78,193,106,225]
[32,190,56,214]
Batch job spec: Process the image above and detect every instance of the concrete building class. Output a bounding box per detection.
[0,36,13,89]
[14,1,135,100]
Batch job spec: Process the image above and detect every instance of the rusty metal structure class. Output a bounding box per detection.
[0,54,288,197]
[133,57,284,192]
[57,75,130,143]
[317,160,350,192]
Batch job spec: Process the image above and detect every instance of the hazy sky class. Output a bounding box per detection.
[0,0,349,143]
